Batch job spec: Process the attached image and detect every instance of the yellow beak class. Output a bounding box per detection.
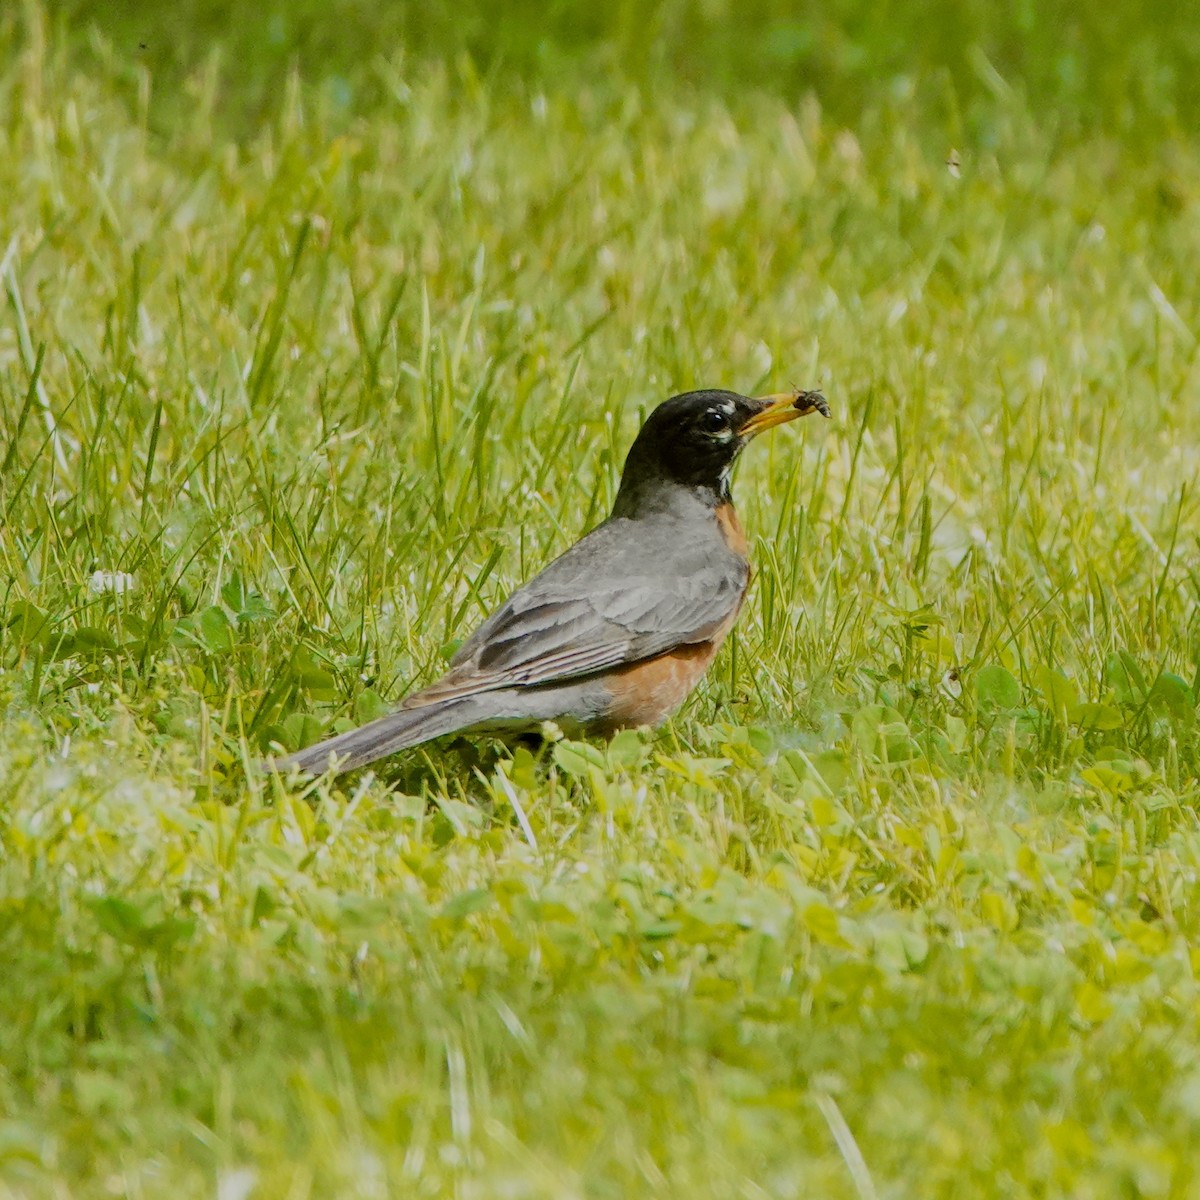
[741,390,831,437]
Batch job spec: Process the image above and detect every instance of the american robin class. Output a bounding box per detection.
[269,387,830,775]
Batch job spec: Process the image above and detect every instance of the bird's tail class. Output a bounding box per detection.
[264,695,483,776]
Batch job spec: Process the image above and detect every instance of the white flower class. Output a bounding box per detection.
[88,570,136,595]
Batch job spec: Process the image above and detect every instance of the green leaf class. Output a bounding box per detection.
[850,704,914,761]
[90,895,146,941]
[554,739,607,778]
[4,600,51,647]
[219,571,276,623]
[1081,764,1133,795]
[353,688,389,724]
[1105,651,1148,707]
[439,888,493,921]
[850,704,884,753]
[219,571,249,612]
[1149,672,1195,721]
[89,895,195,951]
[976,665,1020,712]
[942,715,968,753]
[810,749,850,794]
[980,889,1019,932]
[1075,979,1113,1023]
[1068,702,1124,731]
[280,712,326,751]
[656,754,731,788]
[802,902,845,946]
[607,729,646,769]
[251,885,277,926]
[337,894,393,932]
[873,924,929,973]
[774,749,808,790]
[72,625,118,659]
[290,652,337,694]
[1033,665,1080,717]
[197,605,235,654]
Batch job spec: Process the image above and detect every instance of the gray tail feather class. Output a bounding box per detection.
[264,696,482,776]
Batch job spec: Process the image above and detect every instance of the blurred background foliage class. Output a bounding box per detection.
[41,0,1200,143]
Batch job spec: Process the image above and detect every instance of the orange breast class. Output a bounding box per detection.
[596,595,746,733]
[596,639,723,732]
[714,501,748,555]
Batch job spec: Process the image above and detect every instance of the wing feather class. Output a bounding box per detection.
[404,513,748,707]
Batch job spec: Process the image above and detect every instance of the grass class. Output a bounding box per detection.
[3,1,1200,1195]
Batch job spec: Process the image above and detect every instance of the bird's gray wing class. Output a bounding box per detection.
[404,516,747,706]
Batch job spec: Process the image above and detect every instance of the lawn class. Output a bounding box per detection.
[3,1,1200,1196]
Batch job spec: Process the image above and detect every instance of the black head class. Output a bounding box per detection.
[613,388,826,514]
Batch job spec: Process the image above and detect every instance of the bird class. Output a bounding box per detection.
[268,387,830,776]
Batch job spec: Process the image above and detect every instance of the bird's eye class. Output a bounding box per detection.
[700,409,730,434]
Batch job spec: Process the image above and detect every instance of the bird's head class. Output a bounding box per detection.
[614,387,829,512]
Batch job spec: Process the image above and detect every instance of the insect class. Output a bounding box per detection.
[792,389,830,419]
